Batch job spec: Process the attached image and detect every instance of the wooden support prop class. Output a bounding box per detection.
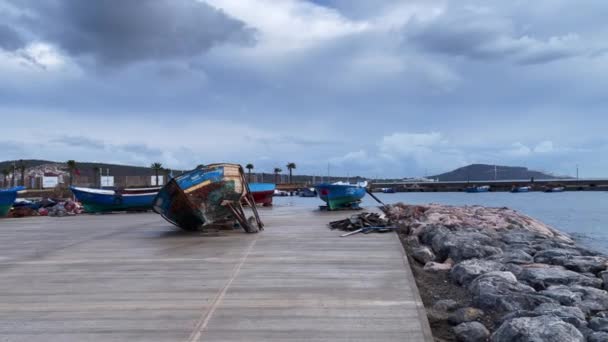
[365,189,386,206]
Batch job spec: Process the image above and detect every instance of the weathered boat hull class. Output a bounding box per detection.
[0,186,25,217]
[70,187,157,213]
[249,183,276,206]
[153,164,263,232]
[315,183,366,210]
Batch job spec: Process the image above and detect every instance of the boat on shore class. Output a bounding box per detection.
[299,188,317,197]
[248,183,276,206]
[70,186,159,213]
[511,186,531,193]
[465,185,490,193]
[153,163,263,232]
[0,186,25,217]
[315,181,367,210]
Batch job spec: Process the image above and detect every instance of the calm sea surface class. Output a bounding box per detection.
[273,192,608,254]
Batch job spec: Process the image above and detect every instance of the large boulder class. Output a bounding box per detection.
[453,321,490,342]
[431,230,503,262]
[569,285,608,314]
[589,317,608,332]
[492,315,584,342]
[469,272,557,312]
[490,250,534,264]
[588,331,608,342]
[539,285,583,306]
[559,256,608,274]
[451,259,504,286]
[533,303,587,328]
[519,265,603,290]
[411,246,435,264]
[533,248,582,264]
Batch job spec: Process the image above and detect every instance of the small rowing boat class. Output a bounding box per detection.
[511,186,531,193]
[315,181,367,210]
[70,186,159,213]
[153,163,263,232]
[0,186,25,217]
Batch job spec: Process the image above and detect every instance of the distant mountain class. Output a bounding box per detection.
[430,164,566,181]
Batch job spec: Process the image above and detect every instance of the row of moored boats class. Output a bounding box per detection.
[1,164,371,231]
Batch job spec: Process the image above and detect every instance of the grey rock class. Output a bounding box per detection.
[491,315,584,342]
[433,299,459,312]
[451,259,504,286]
[501,230,542,245]
[427,309,449,324]
[569,285,608,314]
[490,250,534,264]
[600,271,608,290]
[533,248,581,264]
[519,265,602,290]
[469,271,557,313]
[453,321,490,342]
[412,246,435,264]
[448,307,485,325]
[544,255,608,274]
[533,303,586,328]
[539,285,583,306]
[431,230,503,262]
[588,331,608,342]
[597,311,608,318]
[589,317,608,332]
[502,263,524,278]
[497,303,586,328]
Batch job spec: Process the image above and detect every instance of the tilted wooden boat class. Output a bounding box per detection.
[315,181,367,210]
[70,186,160,213]
[248,183,276,206]
[152,163,263,232]
[0,186,25,217]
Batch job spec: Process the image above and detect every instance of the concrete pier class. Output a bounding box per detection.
[0,206,432,341]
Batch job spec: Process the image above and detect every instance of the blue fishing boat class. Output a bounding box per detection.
[248,182,276,206]
[153,163,263,232]
[465,185,490,193]
[511,186,531,193]
[70,186,159,213]
[0,186,25,217]
[315,181,367,210]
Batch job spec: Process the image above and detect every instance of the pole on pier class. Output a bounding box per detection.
[365,188,385,207]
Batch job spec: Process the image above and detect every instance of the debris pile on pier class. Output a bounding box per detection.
[328,212,396,237]
[385,203,608,342]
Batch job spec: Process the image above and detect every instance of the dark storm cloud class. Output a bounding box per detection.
[14,0,255,66]
[0,23,24,50]
[406,8,582,65]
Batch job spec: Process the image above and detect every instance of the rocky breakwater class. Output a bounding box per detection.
[385,203,608,342]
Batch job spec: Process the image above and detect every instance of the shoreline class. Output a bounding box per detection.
[385,203,608,342]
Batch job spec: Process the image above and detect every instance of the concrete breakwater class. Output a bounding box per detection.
[385,203,608,342]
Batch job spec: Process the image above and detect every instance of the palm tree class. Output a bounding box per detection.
[150,162,163,186]
[273,168,282,184]
[1,169,9,188]
[66,160,77,186]
[286,162,296,183]
[17,160,26,187]
[245,163,254,182]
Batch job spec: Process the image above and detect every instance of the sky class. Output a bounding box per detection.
[1,0,607,178]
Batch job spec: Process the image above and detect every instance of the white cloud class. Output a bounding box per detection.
[505,142,532,156]
[534,140,554,153]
